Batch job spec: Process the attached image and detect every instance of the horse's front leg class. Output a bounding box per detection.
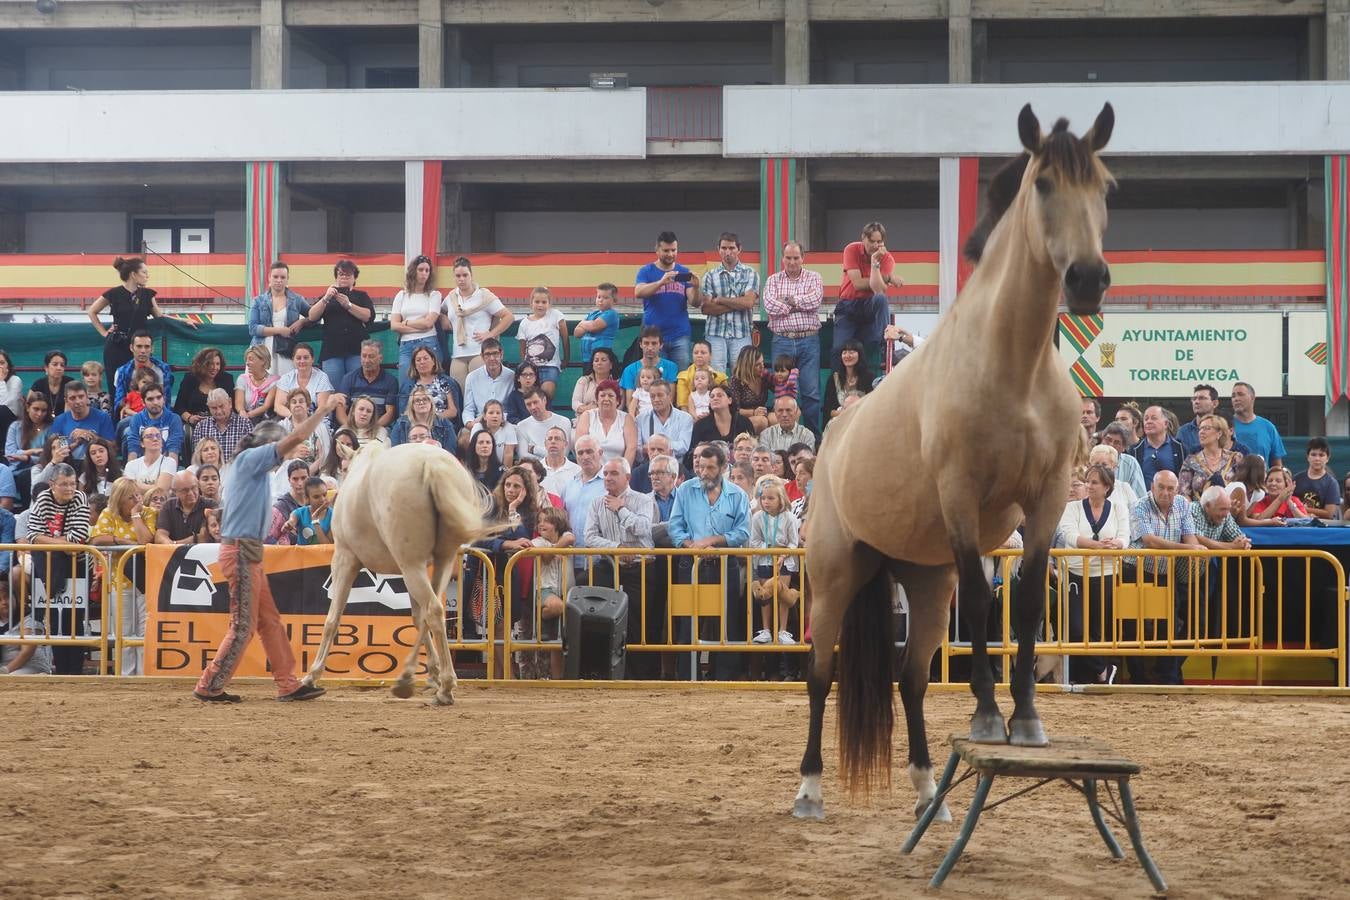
[1008,501,1059,747]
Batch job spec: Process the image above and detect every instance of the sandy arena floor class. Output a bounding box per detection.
[1,681,1347,899]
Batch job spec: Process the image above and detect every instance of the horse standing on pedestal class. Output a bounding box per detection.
[793,103,1114,821]
[301,442,487,705]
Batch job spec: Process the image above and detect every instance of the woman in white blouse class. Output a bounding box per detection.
[439,256,513,386]
[390,255,444,390]
[1056,463,1130,684]
[272,342,333,418]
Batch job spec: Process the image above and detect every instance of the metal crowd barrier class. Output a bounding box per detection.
[498,547,809,681]
[5,543,1344,689]
[0,543,112,674]
[940,548,1347,689]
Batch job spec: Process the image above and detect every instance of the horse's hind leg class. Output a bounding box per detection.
[302,548,358,688]
[1008,498,1058,747]
[398,566,455,705]
[895,563,956,822]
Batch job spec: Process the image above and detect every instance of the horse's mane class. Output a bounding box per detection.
[963,118,1114,265]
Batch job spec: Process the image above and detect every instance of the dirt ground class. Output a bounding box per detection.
[1,681,1348,899]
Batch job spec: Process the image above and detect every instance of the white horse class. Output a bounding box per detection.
[301,442,487,705]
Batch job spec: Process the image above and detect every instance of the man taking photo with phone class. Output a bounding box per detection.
[635,231,700,368]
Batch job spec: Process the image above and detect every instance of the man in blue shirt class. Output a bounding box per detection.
[667,443,750,680]
[335,339,399,429]
[1231,381,1286,469]
[193,395,338,704]
[112,329,174,410]
[459,338,515,439]
[125,383,185,463]
[634,231,699,368]
[1129,405,1185,490]
[620,328,679,405]
[635,380,693,463]
[50,381,116,462]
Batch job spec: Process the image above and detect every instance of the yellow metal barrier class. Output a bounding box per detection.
[498,547,809,681]
[958,548,1347,688]
[0,543,112,675]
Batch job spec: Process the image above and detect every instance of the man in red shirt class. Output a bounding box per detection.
[835,221,904,358]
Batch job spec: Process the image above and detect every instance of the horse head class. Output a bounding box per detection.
[1018,102,1115,314]
[965,103,1115,316]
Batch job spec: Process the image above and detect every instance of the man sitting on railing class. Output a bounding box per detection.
[1126,470,1198,685]
[667,442,750,681]
[584,457,658,679]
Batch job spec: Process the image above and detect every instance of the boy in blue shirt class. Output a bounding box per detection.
[574,282,621,358]
[286,476,334,545]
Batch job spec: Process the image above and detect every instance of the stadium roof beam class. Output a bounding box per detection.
[0,1,261,28]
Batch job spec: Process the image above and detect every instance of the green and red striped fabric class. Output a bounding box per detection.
[759,158,795,282]
[1326,156,1350,408]
[244,161,281,308]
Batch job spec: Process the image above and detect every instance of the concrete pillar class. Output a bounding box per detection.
[419,0,444,89]
[252,0,287,90]
[1327,398,1349,437]
[443,181,465,254]
[783,0,810,85]
[948,0,972,84]
[1330,0,1350,81]
[0,209,24,253]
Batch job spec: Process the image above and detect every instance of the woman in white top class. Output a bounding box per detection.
[574,378,637,466]
[439,256,513,387]
[390,255,445,390]
[1055,463,1130,684]
[1087,444,1139,511]
[347,395,391,449]
[272,342,333,418]
[467,399,517,467]
[123,424,178,492]
[0,349,23,442]
[278,387,332,469]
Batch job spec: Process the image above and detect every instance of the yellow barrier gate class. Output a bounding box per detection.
[0,543,111,675]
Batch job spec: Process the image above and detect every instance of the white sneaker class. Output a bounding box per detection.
[752,629,772,644]
[777,630,795,644]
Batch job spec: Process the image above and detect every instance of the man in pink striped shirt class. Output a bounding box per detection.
[761,242,824,431]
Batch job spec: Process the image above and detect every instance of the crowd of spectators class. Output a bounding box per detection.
[0,231,1332,684]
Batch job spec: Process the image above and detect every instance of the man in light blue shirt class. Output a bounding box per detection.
[50,381,116,462]
[560,436,606,583]
[193,396,338,705]
[125,383,185,462]
[636,380,693,462]
[460,337,515,433]
[1230,381,1286,468]
[667,443,750,680]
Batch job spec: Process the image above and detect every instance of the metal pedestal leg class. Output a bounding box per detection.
[1085,778,1125,859]
[929,774,994,889]
[902,750,961,854]
[1119,779,1168,894]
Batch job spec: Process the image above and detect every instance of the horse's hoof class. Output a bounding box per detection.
[1009,717,1049,747]
[792,797,825,821]
[969,712,1008,744]
[427,693,455,707]
[390,680,415,699]
[914,799,952,823]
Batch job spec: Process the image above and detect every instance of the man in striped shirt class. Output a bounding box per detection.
[761,242,823,430]
[698,232,760,374]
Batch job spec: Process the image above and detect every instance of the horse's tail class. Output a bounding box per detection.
[836,569,896,800]
[425,451,494,550]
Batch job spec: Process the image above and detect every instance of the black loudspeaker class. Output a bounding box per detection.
[563,585,628,680]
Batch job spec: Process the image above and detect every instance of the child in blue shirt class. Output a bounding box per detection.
[573,283,620,358]
[286,476,334,546]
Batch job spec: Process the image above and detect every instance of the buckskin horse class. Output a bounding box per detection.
[793,103,1114,821]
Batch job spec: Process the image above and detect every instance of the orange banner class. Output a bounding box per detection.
[143,543,430,679]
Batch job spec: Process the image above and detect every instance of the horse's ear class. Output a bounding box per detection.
[1084,102,1114,153]
[1018,103,1042,153]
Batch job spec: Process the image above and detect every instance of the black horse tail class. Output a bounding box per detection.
[836,569,896,800]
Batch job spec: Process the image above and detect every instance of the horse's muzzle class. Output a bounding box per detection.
[1063,261,1110,314]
